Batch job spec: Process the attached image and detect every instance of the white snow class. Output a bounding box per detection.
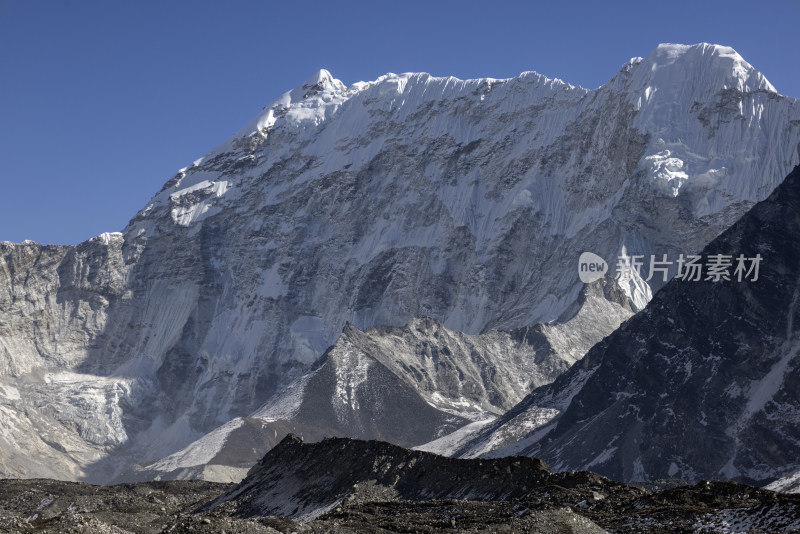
[766,470,800,493]
[146,417,245,471]
[0,384,20,401]
[90,232,124,245]
[413,419,496,456]
[251,373,312,422]
[585,445,619,469]
[332,347,373,414]
[744,283,800,419]
[470,406,561,459]
[644,149,689,197]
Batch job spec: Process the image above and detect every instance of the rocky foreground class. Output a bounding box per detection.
[0,435,798,533]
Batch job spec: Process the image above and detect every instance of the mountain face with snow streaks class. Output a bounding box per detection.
[458,165,800,486]
[0,43,799,480]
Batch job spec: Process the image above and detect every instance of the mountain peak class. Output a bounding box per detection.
[638,42,776,94]
[300,68,345,92]
[226,68,348,141]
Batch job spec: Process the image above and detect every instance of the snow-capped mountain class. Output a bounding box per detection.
[0,43,798,481]
[457,165,800,486]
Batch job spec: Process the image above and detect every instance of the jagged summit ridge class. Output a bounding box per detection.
[133,42,795,240]
[232,43,774,149]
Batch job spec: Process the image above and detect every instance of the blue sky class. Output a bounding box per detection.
[2,0,799,244]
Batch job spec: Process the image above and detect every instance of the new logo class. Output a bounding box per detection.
[578,252,608,283]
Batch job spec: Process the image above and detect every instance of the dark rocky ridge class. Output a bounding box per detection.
[205,435,800,533]
[3,435,799,532]
[206,434,555,519]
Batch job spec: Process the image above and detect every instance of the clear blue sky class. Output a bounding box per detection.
[2,0,799,245]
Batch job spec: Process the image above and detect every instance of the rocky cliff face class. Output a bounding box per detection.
[460,165,800,486]
[1,43,799,481]
[128,279,631,482]
[0,235,141,480]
